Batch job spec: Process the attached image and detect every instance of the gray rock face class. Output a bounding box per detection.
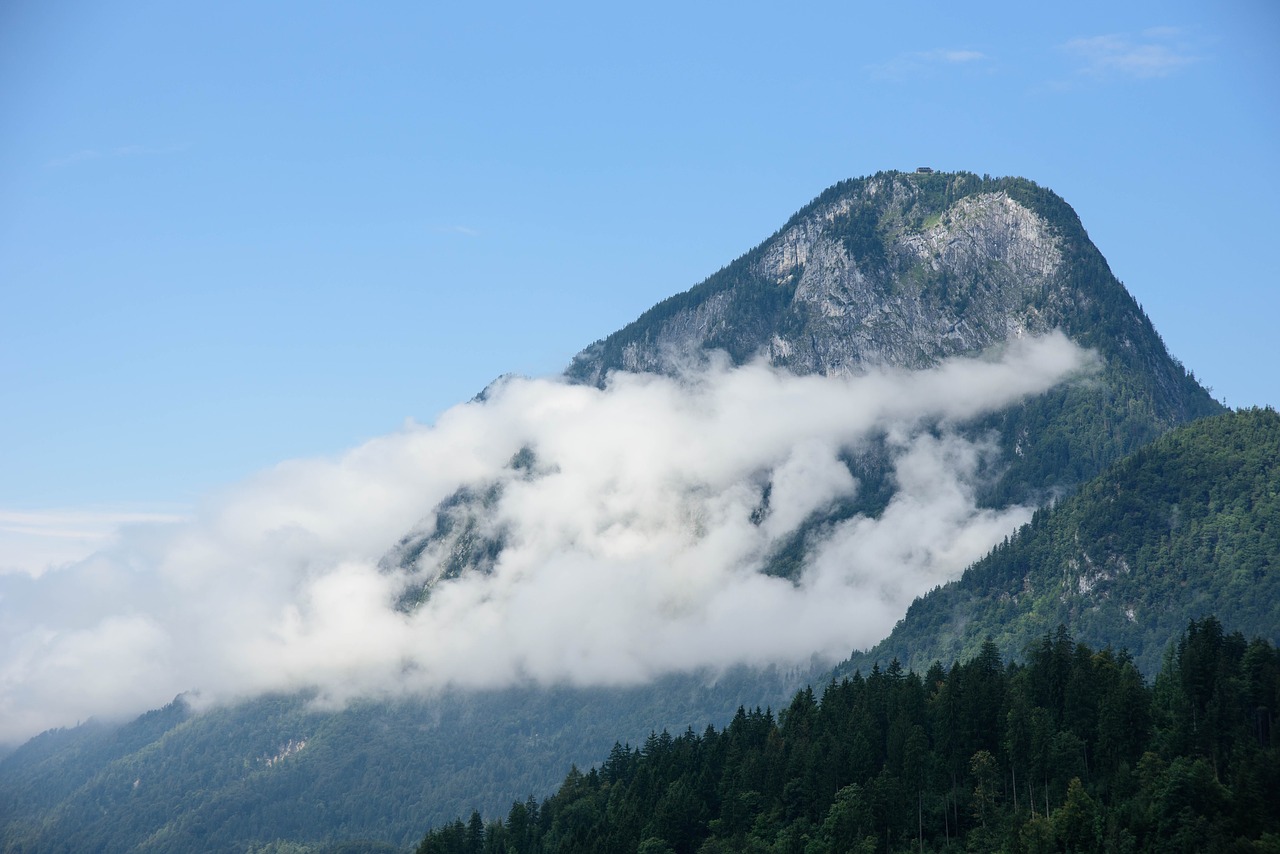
[571,174,1075,381]
[772,189,1064,373]
[564,169,1221,509]
[616,290,735,374]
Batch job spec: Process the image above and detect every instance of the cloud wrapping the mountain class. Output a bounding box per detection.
[0,333,1091,744]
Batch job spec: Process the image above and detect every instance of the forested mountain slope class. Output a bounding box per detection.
[846,407,1280,677]
[0,669,808,852]
[417,619,1280,854]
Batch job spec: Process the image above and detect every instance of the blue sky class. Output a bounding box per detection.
[1,0,1277,523]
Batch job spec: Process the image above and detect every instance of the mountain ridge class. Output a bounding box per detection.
[568,172,1211,420]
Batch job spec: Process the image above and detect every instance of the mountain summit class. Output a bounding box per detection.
[570,172,1066,378]
[568,171,1220,499]
[573,172,1183,386]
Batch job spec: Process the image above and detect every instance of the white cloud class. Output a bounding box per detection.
[1063,30,1197,80]
[936,50,986,64]
[0,333,1093,744]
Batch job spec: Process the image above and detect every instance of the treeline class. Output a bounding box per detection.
[417,618,1279,853]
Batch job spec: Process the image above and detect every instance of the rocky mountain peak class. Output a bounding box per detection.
[568,172,1085,383]
[565,170,1220,502]
[766,185,1065,374]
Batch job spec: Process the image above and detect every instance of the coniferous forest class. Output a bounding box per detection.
[416,618,1280,854]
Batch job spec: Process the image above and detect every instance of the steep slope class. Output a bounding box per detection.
[845,407,1280,677]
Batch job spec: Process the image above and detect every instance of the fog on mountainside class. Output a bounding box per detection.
[0,333,1091,746]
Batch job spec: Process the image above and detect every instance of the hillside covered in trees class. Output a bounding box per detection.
[847,406,1280,677]
[418,618,1280,854]
[0,669,807,852]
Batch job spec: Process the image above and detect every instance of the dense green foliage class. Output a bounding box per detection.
[417,619,1280,854]
[0,671,808,853]
[848,407,1280,678]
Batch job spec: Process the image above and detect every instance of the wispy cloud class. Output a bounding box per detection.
[1063,28,1197,80]
[46,144,183,168]
[869,48,990,81]
[432,224,481,238]
[935,49,986,63]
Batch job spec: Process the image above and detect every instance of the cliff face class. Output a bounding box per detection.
[569,173,1077,382]
[766,188,1064,373]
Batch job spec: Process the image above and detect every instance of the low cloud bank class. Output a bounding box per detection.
[0,333,1092,744]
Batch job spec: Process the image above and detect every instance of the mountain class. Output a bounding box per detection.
[0,172,1232,852]
[845,406,1280,677]
[387,171,1221,606]
[567,171,1221,503]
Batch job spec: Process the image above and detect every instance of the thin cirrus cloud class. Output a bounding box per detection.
[1062,28,1197,80]
[46,145,184,168]
[432,224,482,238]
[868,48,989,81]
[0,332,1094,745]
